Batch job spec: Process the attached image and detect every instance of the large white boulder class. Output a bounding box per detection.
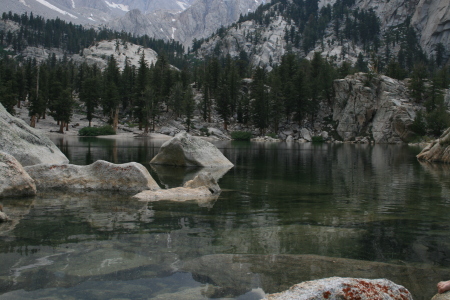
[25,160,160,192]
[0,102,69,166]
[0,151,36,198]
[150,132,234,167]
[264,277,413,300]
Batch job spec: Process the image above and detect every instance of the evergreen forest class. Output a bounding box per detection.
[0,2,449,138]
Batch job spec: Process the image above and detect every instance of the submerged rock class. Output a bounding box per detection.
[0,151,37,198]
[150,132,234,167]
[133,172,220,202]
[264,277,413,300]
[0,102,69,166]
[25,160,160,192]
[417,128,450,163]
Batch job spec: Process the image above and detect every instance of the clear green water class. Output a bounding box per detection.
[1,137,450,300]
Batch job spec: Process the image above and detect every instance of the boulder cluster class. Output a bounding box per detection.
[0,102,233,221]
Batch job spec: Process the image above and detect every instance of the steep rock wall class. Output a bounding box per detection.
[333,73,416,143]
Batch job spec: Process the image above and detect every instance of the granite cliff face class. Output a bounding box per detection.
[332,73,417,143]
[196,0,450,67]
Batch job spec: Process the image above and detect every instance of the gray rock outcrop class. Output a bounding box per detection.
[333,73,416,143]
[264,277,413,300]
[133,172,220,202]
[417,128,450,163]
[0,151,37,198]
[25,160,160,192]
[0,103,69,166]
[150,132,234,167]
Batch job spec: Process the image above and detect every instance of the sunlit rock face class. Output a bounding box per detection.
[333,73,416,143]
[0,103,69,167]
[264,277,413,300]
[25,160,160,192]
[0,151,36,198]
[150,132,234,167]
[417,128,450,163]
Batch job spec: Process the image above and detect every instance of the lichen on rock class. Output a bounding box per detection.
[264,277,413,300]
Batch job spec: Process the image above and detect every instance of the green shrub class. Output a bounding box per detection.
[266,133,277,139]
[312,136,324,143]
[79,125,116,136]
[231,131,252,141]
[200,127,210,136]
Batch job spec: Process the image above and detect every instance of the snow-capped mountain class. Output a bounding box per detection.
[107,0,269,49]
[0,0,194,24]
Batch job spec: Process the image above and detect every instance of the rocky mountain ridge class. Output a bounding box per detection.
[107,0,269,49]
[196,0,450,68]
[0,0,194,25]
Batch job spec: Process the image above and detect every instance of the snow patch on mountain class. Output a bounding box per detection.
[104,1,129,12]
[177,1,188,11]
[34,0,78,19]
[19,0,30,8]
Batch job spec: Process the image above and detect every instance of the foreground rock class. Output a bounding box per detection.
[0,151,37,198]
[0,211,8,222]
[432,292,450,300]
[333,73,416,143]
[0,102,69,166]
[25,160,160,192]
[417,128,450,163]
[150,132,234,167]
[133,172,220,202]
[264,277,413,300]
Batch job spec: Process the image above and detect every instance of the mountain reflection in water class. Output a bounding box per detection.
[0,137,449,300]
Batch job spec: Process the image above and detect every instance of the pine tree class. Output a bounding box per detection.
[103,55,121,132]
[80,76,100,127]
[251,67,269,134]
[183,86,195,132]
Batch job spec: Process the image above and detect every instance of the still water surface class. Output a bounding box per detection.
[1,137,450,300]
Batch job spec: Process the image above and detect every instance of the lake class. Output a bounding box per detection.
[0,136,449,300]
